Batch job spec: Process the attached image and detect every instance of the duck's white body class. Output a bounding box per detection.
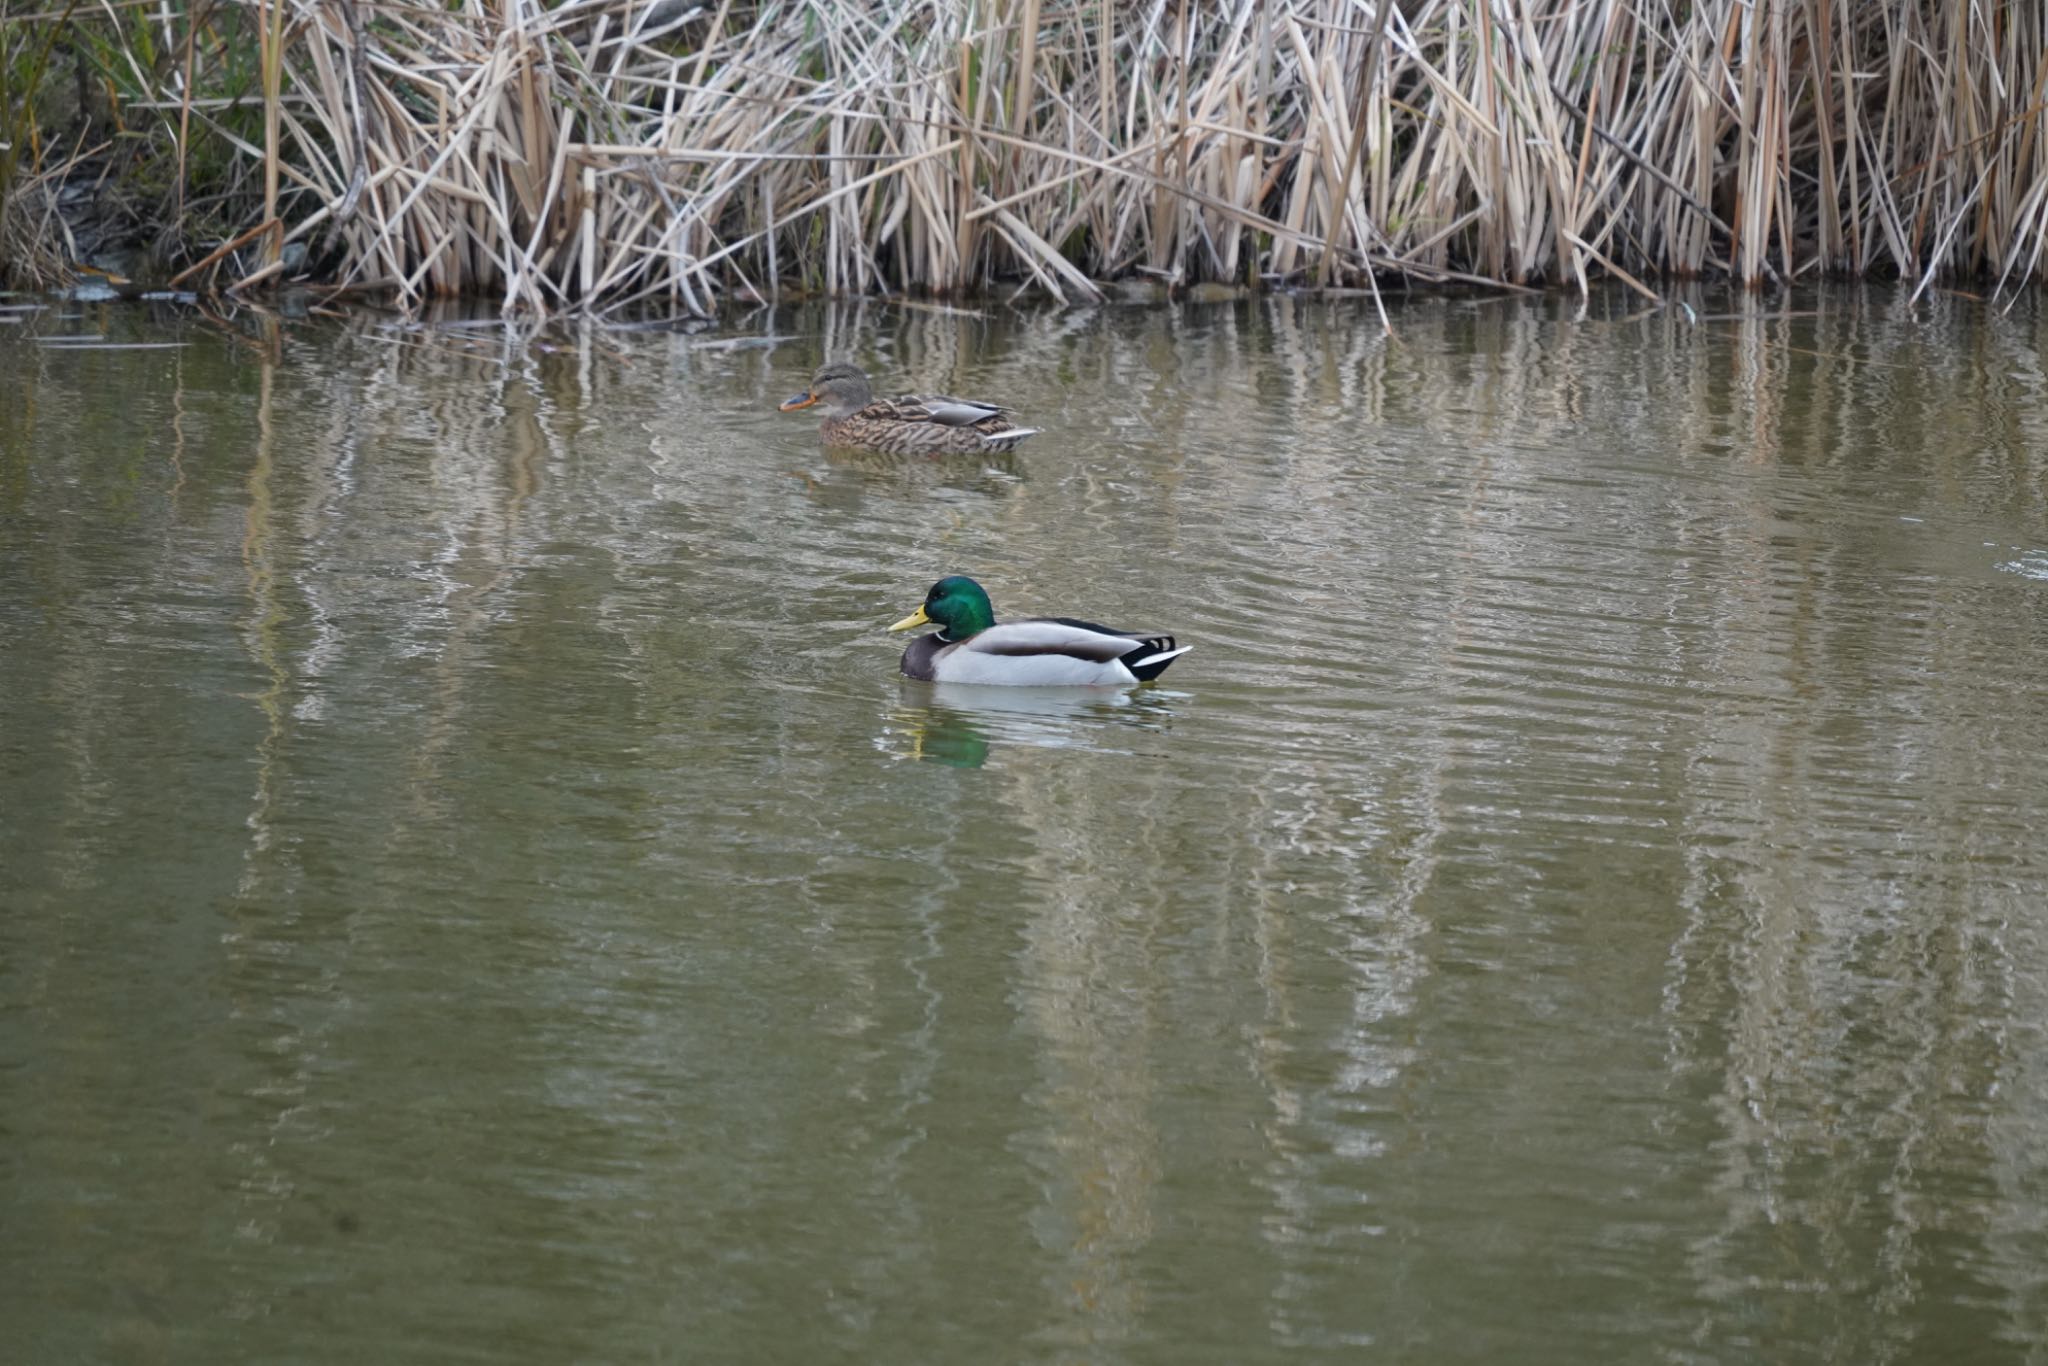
[900,619,1191,687]
[889,576,1191,688]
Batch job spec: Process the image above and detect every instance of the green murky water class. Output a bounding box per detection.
[6,288,2048,1363]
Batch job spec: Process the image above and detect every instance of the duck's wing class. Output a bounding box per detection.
[1038,617,1192,681]
[883,393,1031,431]
[965,619,1145,662]
[850,396,941,425]
[914,396,1007,427]
[933,618,1189,686]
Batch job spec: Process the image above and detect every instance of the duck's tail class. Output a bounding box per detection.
[1122,639,1192,682]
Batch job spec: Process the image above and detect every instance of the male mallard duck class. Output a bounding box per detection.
[779,362,1038,455]
[888,575,1190,686]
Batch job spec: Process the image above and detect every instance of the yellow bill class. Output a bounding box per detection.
[888,605,931,633]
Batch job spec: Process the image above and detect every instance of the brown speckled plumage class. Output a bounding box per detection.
[779,361,1038,456]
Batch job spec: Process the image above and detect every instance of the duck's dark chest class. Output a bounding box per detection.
[899,633,945,681]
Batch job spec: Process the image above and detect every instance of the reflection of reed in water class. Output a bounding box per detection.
[1626,290,2048,1356]
[214,312,597,1302]
[1002,769,1168,1346]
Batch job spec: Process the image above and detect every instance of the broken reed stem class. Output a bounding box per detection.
[167,214,279,287]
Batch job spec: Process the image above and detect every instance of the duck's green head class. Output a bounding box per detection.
[889,575,995,642]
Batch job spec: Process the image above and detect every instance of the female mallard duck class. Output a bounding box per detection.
[779,362,1038,455]
[888,575,1190,686]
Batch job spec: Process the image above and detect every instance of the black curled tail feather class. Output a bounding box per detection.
[1119,635,1185,682]
[1035,618,1190,682]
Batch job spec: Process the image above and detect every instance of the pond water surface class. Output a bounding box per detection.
[6,287,2048,1363]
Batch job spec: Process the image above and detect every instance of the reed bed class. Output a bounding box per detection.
[7,0,2048,310]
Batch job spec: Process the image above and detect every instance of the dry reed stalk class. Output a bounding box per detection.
[51,0,2045,309]
[256,0,284,263]
[167,214,279,287]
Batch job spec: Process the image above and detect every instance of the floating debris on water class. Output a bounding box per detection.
[33,338,192,349]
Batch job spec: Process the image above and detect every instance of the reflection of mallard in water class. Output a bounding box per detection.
[820,443,1023,481]
[887,682,1178,766]
[779,362,1038,455]
[893,704,993,768]
[888,576,1190,687]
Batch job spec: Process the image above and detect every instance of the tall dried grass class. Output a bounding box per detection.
[11,0,2048,309]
